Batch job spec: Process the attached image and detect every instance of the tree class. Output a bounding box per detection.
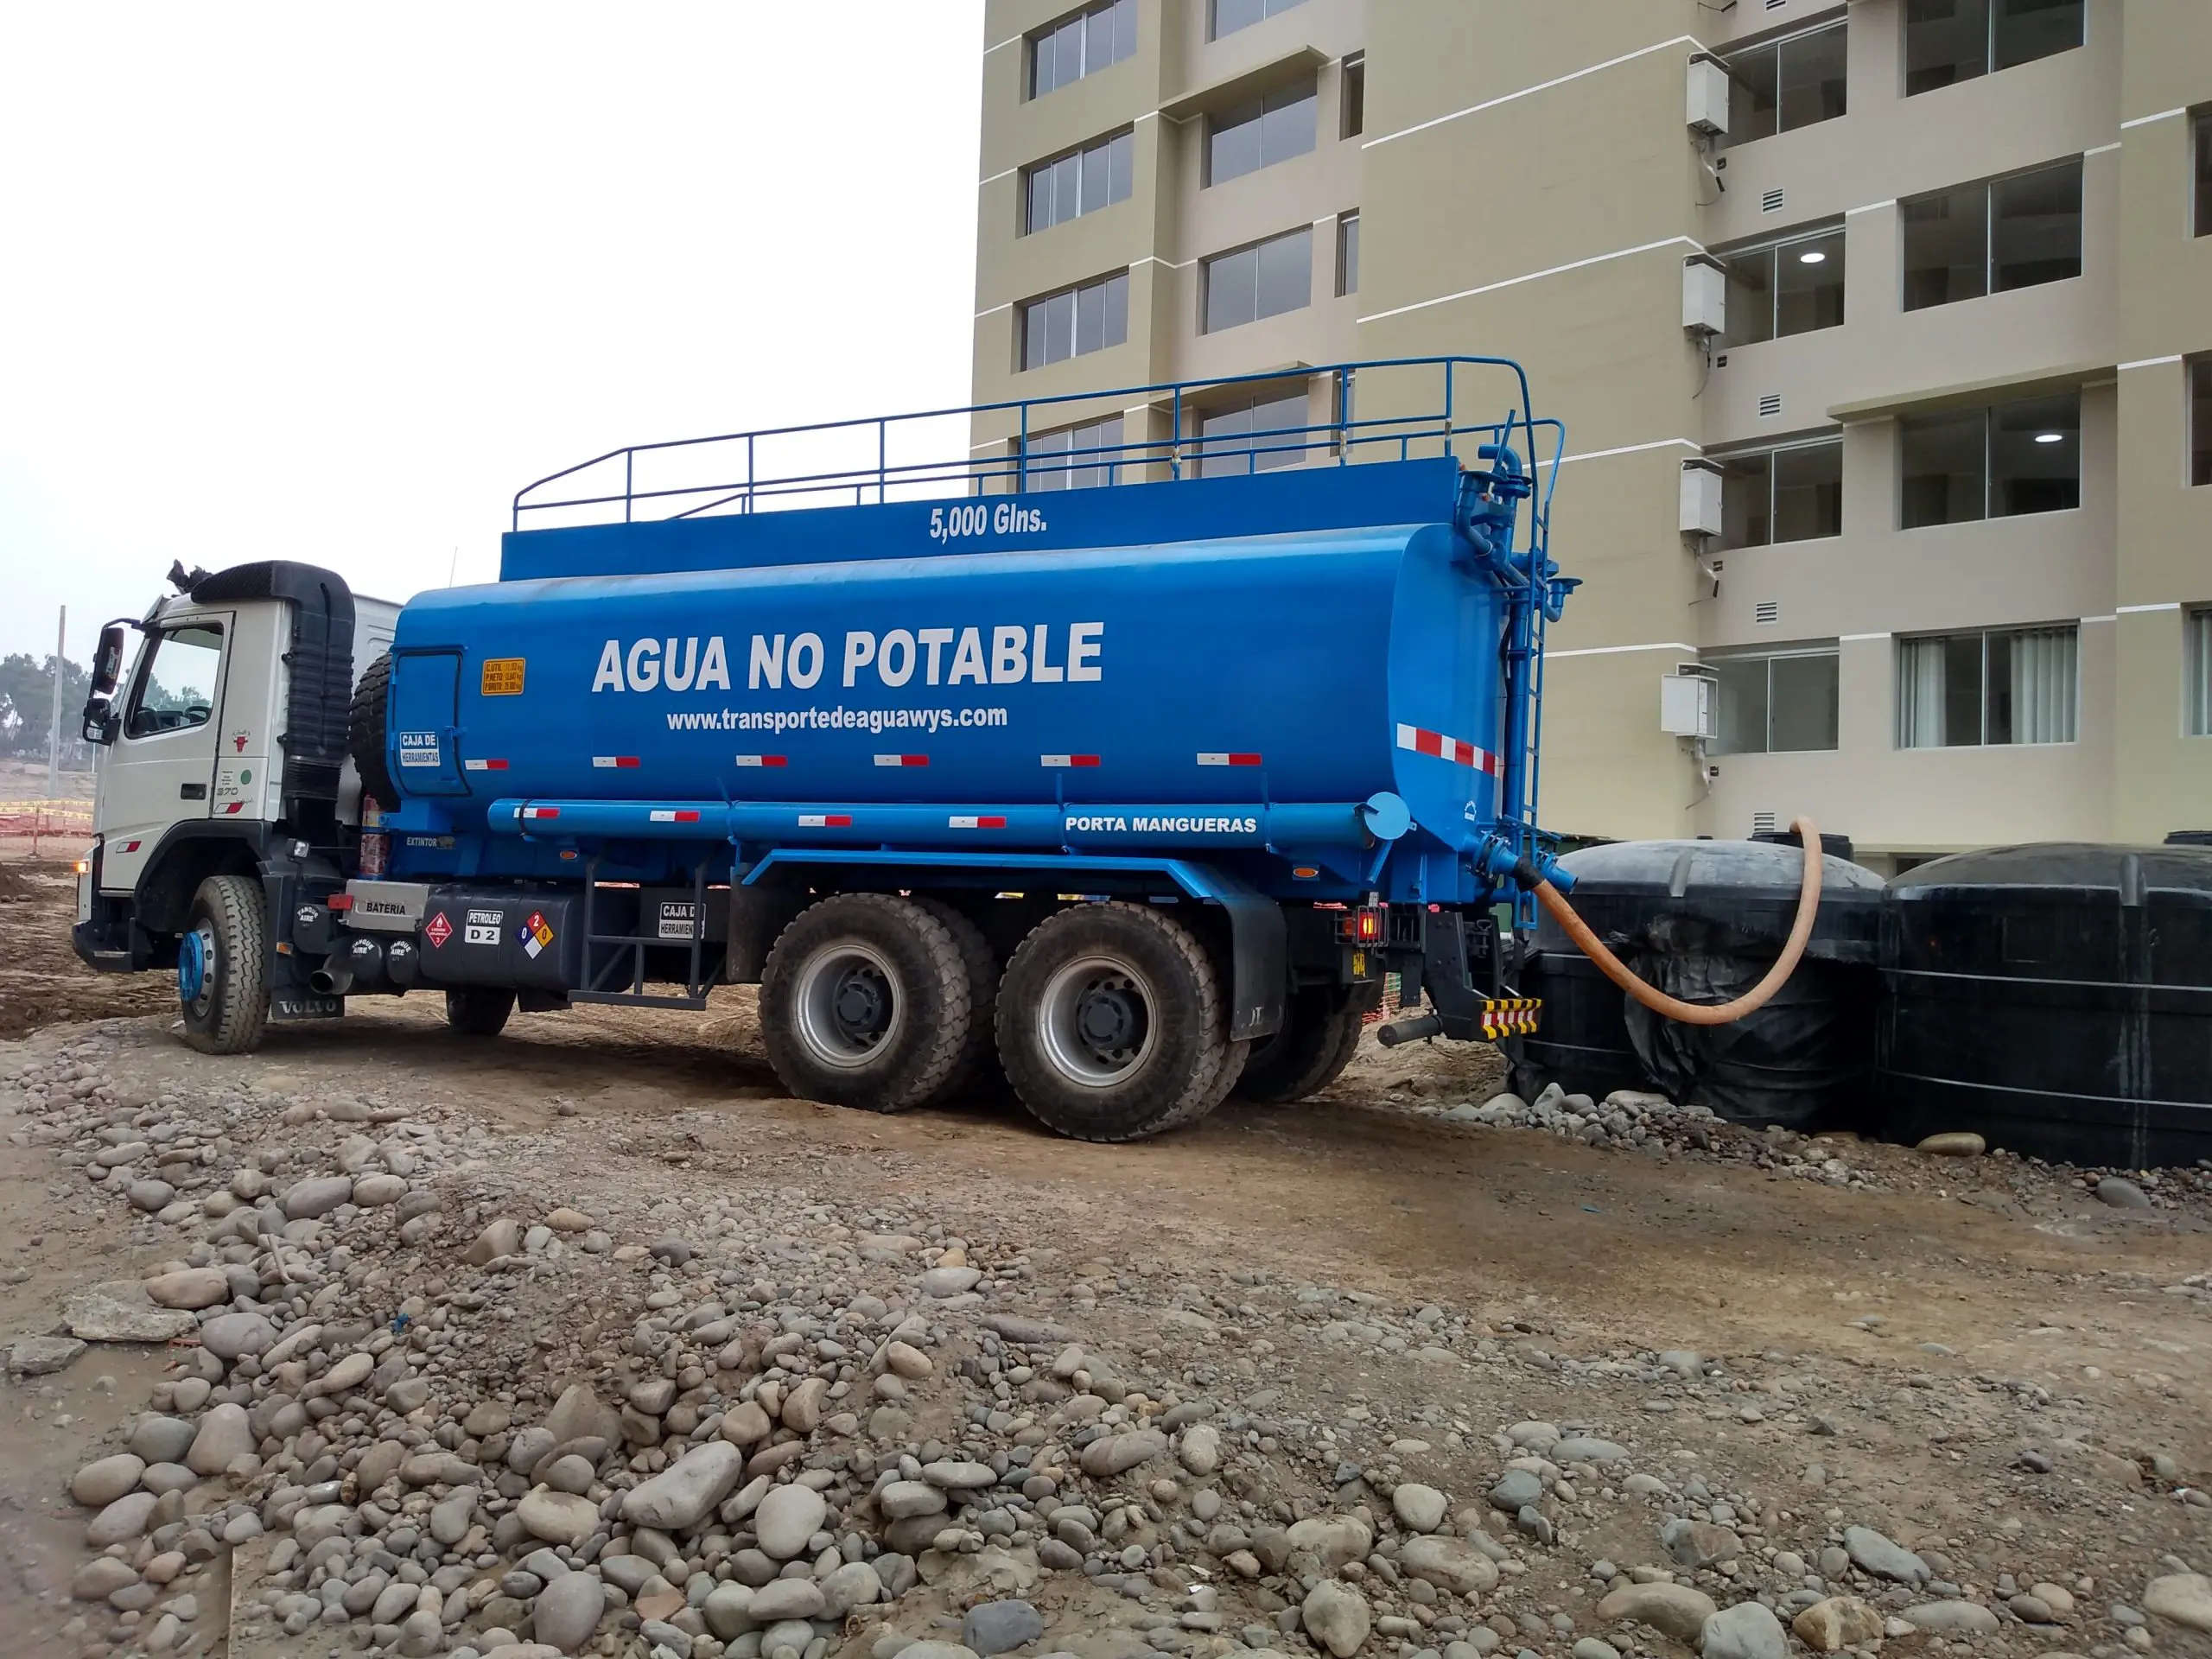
[0,653,93,769]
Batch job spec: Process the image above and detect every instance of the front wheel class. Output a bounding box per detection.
[445,987,515,1037]
[995,902,1236,1142]
[178,874,270,1055]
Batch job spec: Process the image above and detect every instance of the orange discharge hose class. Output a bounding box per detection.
[1532,817,1824,1027]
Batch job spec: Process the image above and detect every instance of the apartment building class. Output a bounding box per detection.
[969,0,2212,868]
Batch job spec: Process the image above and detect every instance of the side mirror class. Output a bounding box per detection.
[80,621,131,746]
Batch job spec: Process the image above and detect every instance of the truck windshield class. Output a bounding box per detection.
[125,623,224,737]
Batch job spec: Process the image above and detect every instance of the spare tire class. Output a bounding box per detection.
[347,652,397,810]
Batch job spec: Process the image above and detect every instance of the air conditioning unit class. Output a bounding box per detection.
[1680,459,1724,537]
[1683,257,1726,336]
[1688,56,1731,136]
[1661,672,1717,740]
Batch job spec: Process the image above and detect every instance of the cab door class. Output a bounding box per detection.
[97,613,232,894]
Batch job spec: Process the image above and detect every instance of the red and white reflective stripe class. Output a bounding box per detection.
[948,815,1008,830]
[648,809,702,823]
[798,813,853,828]
[1396,722,1500,775]
[462,758,510,772]
[734,754,787,767]
[592,755,641,769]
[1040,753,1101,768]
[521,806,561,821]
[1197,752,1262,767]
[874,753,928,767]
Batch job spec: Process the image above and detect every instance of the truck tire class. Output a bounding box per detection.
[1234,988,1367,1104]
[445,987,515,1037]
[907,897,1005,1108]
[178,874,270,1055]
[760,894,971,1113]
[995,901,1234,1142]
[347,652,397,810]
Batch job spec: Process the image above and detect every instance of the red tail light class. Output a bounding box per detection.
[1337,905,1385,943]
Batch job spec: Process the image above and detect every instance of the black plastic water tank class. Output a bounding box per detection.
[1878,843,2212,1167]
[1503,840,1884,1128]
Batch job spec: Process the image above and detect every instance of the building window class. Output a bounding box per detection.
[1719,228,1846,346]
[1197,390,1313,477]
[1904,0,2084,97]
[1718,439,1844,548]
[1030,0,1136,99]
[1341,54,1365,138]
[1711,647,1840,754]
[1897,625,2078,747]
[1025,131,1134,234]
[1202,226,1312,333]
[2192,358,2212,487]
[1211,0,1306,41]
[1336,211,1360,296]
[2188,609,2212,737]
[1901,156,2082,309]
[2196,111,2212,238]
[1722,21,1848,145]
[1899,392,2079,527]
[1207,79,1317,186]
[1024,416,1125,492]
[1021,271,1129,371]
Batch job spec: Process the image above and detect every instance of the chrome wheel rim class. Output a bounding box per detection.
[1037,953,1159,1088]
[791,940,903,1070]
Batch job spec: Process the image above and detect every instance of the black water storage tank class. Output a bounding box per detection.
[1878,843,2212,1167]
[1505,840,1884,1128]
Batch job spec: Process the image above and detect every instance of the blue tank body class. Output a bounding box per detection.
[377,437,1570,910]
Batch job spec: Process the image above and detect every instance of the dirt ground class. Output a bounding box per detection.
[3,861,2210,1659]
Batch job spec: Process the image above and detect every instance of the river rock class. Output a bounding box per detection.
[465,1217,522,1264]
[1399,1535,1501,1597]
[86,1491,159,1546]
[963,1598,1046,1656]
[1661,1516,1741,1568]
[623,1440,744,1531]
[65,1282,195,1344]
[531,1567,605,1653]
[1080,1429,1166,1478]
[922,1265,983,1297]
[1303,1580,1372,1658]
[351,1173,405,1206]
[1287,1513,1373,1568]
[1553,1436,1627,1465]
[753,1480,828,1559]
[1916,1131,1986,1157]
[73,1556,140,1600]
[129,1179,176,1212]
[884,1340,933,1379]
[1700,1599,1787,1659]
[1598,1581,1719,1643]
[2143,1573,2212,1632]
[718,1400,772,1446]
[2096,1176,2152,1210]
[72,1453,147,1507]
[143,1268,229,1310]
[702,1581,755,1638]
[543,1381,620,1445]
[748,1578,825,1621]
[1393,1481,1447,1533]
[1178,1422,1222,1476]
[184,1403,252,1474]
[880,1479,949,1520]
[1843,1525,1927,1584]
[1900,1601,2000,1636]
[4,1335,85,1376]
[281,1175,354,1219]
[517,1487,601,1548]
[199,1311,276,1361]
[130,1415,196,1465]
[1489,1469,1542,1512]
[1792,1596,1884,1652]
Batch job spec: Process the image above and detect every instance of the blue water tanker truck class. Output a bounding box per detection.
[73,359,1606,1141]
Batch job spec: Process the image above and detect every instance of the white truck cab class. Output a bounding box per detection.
[74,562,395,1047]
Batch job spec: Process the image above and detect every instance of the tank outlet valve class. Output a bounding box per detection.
[1377,1012,1445,1047]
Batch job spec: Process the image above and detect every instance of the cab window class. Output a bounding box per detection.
[124,623,224,738]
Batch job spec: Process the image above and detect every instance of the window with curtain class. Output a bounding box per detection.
[1024,415,1125,491]
[2188,609,2212,739]
[1897,626,2077,747]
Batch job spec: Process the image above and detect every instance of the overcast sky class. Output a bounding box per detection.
[0,4,985,663]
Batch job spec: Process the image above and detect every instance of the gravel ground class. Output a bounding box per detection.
[0,877,2209,1659]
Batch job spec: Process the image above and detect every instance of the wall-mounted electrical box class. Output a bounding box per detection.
[1688,56,1731,135]
[1683,257,1726,335]
[1679,458,1724,537]
[1661,671,1716,740]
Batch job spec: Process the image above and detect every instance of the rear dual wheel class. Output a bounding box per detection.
[1234,986,1370,1104]
[995,902,1244,1142]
